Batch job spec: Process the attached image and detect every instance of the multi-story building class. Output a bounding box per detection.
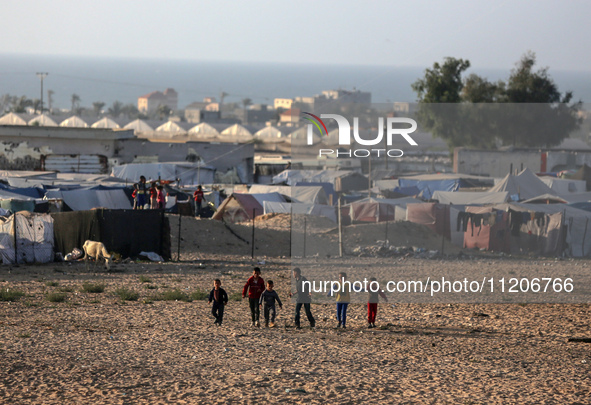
[138,88,178,114]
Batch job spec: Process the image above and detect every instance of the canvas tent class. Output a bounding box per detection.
[489,168,556,200]
[432,191,509,205]
[263,201,337,222]
[248,184,329,205]
[0,212,54,264]
[347,197,414,223]
[540,176,585,195]
[272,170,368,192]
[111,163,215,185]
[406,203,451,238]
[212,192,285,222]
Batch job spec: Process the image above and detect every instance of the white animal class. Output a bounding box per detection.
[82,240,112,270]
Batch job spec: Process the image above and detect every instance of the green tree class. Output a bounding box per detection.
[108,101,123,118]
[156,104,171,120]
[412,53,581,150]
[11,96,32,113]
[70,93,81,114]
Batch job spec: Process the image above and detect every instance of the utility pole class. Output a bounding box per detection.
[36,72,48,113]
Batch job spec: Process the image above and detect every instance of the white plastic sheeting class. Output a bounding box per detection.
[432,191,509,205]
[0,212,54,264]
[248,185,329,205]
[263,201,337,222]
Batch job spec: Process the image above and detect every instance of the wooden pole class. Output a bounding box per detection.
[303,217,307,258]
[338,197,343,257]
[177,213,181,262]
[251,209,255,259]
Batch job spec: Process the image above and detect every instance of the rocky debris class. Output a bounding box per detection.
[350,240,440,259]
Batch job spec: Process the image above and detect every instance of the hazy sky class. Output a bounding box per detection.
[2,0,590,71]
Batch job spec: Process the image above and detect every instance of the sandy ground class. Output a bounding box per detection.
[1,215,590,404]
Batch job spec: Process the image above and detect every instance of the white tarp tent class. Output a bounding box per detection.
[0,112,28,126]
[155,121,187,134]
[540,176,586,195]
[188,123,220,140]
[91,117,121,129]
[220,124,253,142]
[111,163,215,185]
[433,191,509,205]
[0,212,54,264]
[29,114,57,127]
[124,119,153,133]
[254,126,284,143]
[59,116,89,128]
[263,201,337,222]
[248,184,329,205]
[489,168,556,200]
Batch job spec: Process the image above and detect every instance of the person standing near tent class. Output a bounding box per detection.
[149,182,158,209]
[136,175,147,209]
[242,267,265,327]
[193,185,204,217]
[157,185,166,209]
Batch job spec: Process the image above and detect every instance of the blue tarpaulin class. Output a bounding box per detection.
[398,179,459,200]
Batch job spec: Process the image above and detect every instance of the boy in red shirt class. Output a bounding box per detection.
[242,267,265,327]
[193,185,204,217]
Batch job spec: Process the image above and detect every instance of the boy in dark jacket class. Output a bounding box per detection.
[242,267,265,327]
[259,280,282,328]
[208,279,228,326]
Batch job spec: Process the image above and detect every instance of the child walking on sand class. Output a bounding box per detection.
[208,279,228,326]
[242,267,265,327]
[367,277,388,328]
[259,280,282,327]
[330,272,350,329]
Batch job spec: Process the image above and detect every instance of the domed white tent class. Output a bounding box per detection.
[287,126,320,146]
[60,116,89,128]
[188,122,220,140]
[155,121,187,135]
[123,119,153,134]
[0,112,27,126]
[28,114,58,127]
[254,126,284,143]
[219,124,253,142]
[91,117,121,129]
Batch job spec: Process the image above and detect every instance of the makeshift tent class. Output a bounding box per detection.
[0,112,28,126]
[571,164,591,191]
[155,121,187,134]
[263,201,337,222]
[91,117,121,129]
[380,186,421,199]
[212,193,266,222]
[399,173,495,188]
[521,194,568,204]
[0,212,54,264]
[540,176,585,195]
[432,191,509,205]
[489,168,556,200]
[111,163,215,185]
[28,114,57,126]
[45,189,132,211]
[59,116,88,128]
[347,197,413,223]
[295,182,337,205]
[254,127,284,143]
[248,185,329,205]
[398,178,459,200]
[273,170,368,192]
[406,203,451,238]
[462,207,511,253]
[51,209,170,260]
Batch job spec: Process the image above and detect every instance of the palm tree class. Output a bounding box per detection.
[108,101,123,118]
[92,101,105,117]
[157,104,172,120]
[11,96,32,113]
[71,93,81,114]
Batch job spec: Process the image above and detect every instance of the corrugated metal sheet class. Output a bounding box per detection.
[41,154,108,174]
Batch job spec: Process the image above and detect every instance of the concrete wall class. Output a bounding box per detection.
[454,148,542,177]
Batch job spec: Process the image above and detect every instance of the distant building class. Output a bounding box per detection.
[274,98,293,110]
[279,108,301,125]
[138,88,178,114]
[321,89,371,104]
[185,100,221,123]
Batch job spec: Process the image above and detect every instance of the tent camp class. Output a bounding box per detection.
[124,119,153,134]
[212,192,285,222]
[489,168,556,200]
[254,127,284,143]
[29,114,57,127]
[155,121,187,135]
[540,176,585,195]
[0,112,28,126]
[188,123,220,140]
[111,163,215,185]
[432,191,509,205]
[406,203,451,238]
[219,124,253,142]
